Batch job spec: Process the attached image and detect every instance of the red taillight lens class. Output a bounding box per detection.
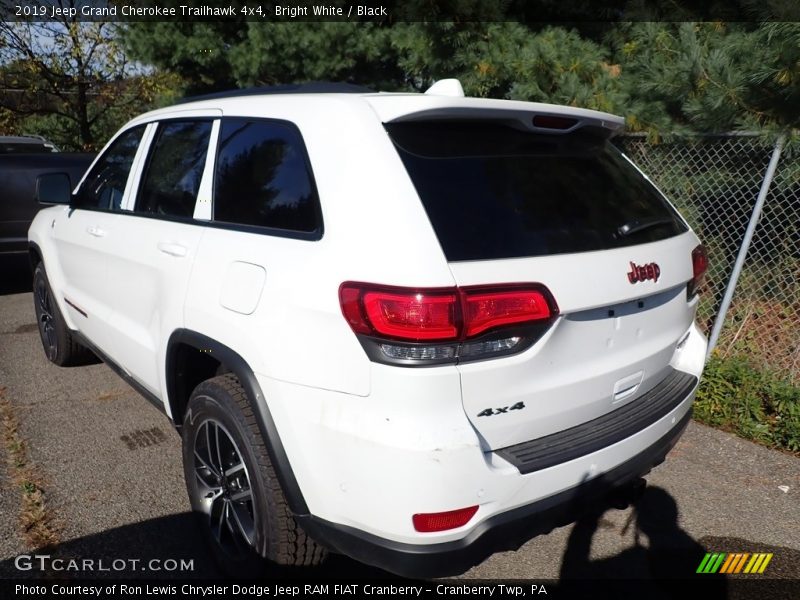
[340,286,371,335]
[362,290,458,341]
[340,282,557,364]
[412,506,479,532]
[340,283,556,342]
[689,245,708,297]
[463,289,553,338]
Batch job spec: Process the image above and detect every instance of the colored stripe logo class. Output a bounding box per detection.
[697,552,773,574]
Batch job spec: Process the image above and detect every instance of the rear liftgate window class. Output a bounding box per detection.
[386,121,688,262]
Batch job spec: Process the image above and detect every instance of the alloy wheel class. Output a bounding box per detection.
[192,418,257,557]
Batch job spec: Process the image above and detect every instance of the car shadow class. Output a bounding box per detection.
[559,485,728,599]
[0,512,397,580]
[0,254,32,296]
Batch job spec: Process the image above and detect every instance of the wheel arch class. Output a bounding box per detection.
[166,329,309,516]
[28,241,43,271]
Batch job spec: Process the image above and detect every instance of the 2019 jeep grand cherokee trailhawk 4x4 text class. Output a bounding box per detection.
[28,81,709,577]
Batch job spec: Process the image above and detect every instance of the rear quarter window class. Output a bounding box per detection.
[386,121,688,261]
[213,119,322,236]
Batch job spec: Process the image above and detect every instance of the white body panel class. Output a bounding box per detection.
[51,209,124,351]
[101,216,203,395]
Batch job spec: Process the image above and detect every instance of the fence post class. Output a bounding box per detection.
[706,134,786,359]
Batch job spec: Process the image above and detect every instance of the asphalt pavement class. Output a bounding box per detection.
[0,257,798,596]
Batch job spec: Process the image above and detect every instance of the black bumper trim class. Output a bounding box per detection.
[497,368,698,474]
[297,408,692,579]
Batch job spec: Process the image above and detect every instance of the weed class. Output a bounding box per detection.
[696,355,800,453]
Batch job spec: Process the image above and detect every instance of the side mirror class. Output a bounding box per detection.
[36,173,72,205]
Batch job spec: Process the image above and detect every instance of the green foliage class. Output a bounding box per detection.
[747,23,800,129]
[696,354,800,452]
[611,22,800,134]
[504,27,624,112]
[122,21,624,110]
[120,18,800,135]
[122,20,247,94]
[230,23,402,89]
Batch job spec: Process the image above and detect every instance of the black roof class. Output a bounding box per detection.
[0,135,52,145]
[176,82,375,105]
[0,135,59,154]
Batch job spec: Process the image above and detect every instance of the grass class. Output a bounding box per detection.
[695,354,800,454]
[692,267,800,454]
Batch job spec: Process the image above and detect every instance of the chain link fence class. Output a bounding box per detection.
[617,133,800,382]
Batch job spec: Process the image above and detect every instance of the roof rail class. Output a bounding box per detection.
[176,81,375,104]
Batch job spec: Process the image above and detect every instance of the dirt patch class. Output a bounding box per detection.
[13,323,38,334]
[96,389,127,402]
[120,427,169,450]
[0,386,60,550]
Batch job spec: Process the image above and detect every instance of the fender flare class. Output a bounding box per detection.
[166,329,309,516]
[28,241,43,271]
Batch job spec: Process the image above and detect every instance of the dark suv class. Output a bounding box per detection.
[0,137,93,257]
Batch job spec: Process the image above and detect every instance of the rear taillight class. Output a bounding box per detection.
[688,245,708,298]
[362,289,458,341]
[464,289,552,337]
[339,282,558,366]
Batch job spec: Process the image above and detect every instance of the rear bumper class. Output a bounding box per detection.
[259,323,705,575]
[298,409,692,578]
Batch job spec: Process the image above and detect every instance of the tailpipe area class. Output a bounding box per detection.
[607,477,647,510]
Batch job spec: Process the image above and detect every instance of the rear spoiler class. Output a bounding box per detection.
[364,95,625,138]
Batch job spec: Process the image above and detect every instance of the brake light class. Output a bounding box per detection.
[532,115,578,130]
[412,506,479,532]
[362,290,458,341]
[688,245,708,298]
[339,282,558,365]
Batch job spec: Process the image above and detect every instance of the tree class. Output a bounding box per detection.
[611,22,800,134]
[0,4,177,150]
[121,11,799,135]
[122,20,246,95]
[123,19,622,110]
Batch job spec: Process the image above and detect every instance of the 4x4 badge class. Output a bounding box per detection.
[627,261,661,284]
[477,402,525,417]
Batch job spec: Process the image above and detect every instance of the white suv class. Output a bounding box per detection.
[28,81,708,577]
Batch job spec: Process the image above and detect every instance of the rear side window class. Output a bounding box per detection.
[74,126,144,211]
[136,121,212,218]
[213,119,321,234]
[387,122,688,262]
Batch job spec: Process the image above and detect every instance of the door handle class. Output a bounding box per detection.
[86,226,106,238]
[157,242,188,258]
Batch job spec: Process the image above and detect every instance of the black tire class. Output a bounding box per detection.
[182,374,325,575]
[32,262,98,367]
